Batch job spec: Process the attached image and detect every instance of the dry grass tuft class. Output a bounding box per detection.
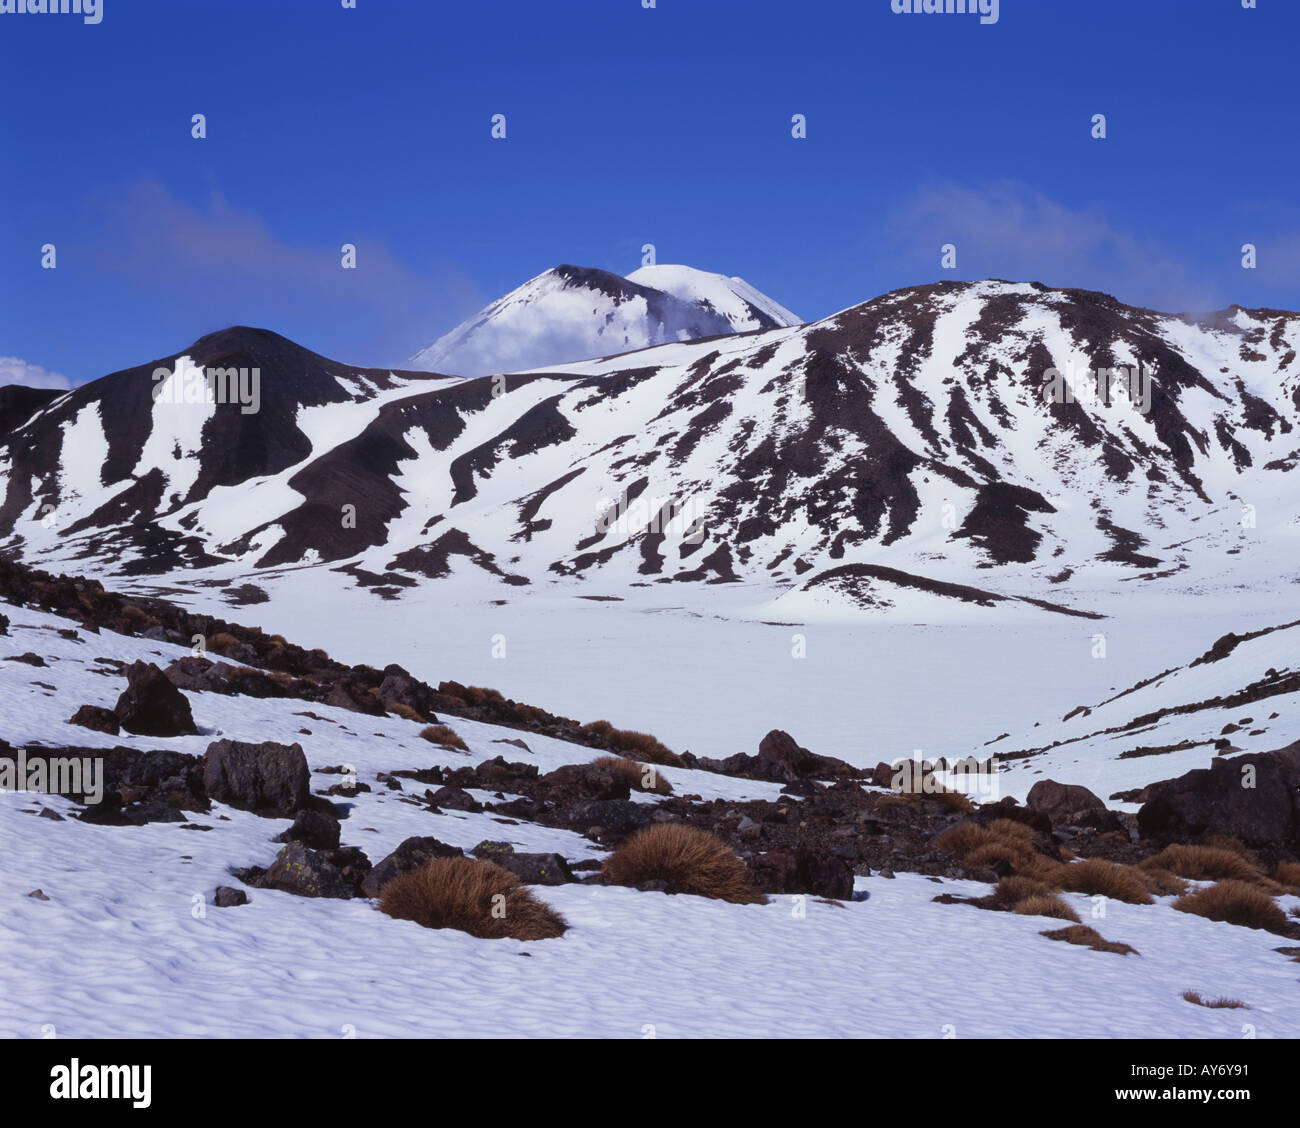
[1182,990,1248,1010]
[603,824,767,904]
[388,702,422,723]
[420,724,468,751]
[1040,925,1139,956]
[1138,868,1190,897]
[1172,880,1289,932]
[206,631,242,654]
[379,857,567,940]
[591,755,673,795]
[1013,894,1081,923]
[1059,859,1154,905]
[1273,861,1300,892]
[581,720,685,767]
[993,875,1052,905]
[1143,844,1263,884]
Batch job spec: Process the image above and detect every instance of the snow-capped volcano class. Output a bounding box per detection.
[625,263,803,334]
[408,263,800,378]
[3,279,1299,618]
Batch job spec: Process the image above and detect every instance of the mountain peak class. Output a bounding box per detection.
[409,261,800,378]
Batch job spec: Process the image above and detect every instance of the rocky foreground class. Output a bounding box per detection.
[3,557,1299,957]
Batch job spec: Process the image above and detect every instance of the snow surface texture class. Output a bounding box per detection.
[3,605,1298,1038]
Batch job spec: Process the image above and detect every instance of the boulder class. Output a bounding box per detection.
[213,886,248,908]
[114,661,197,736]
[472,841,574,885]
[277,808,341,851]
[746,846,855,899]
[562,798,653,836]
[264,843,354,899]
[68,705,120,735]
[1137,744,1300,847]
[360,836,463,898]
[1026,780,1110,824]
[539,761,631,802]
[202,739,310,817]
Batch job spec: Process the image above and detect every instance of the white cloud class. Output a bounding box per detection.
[0,357,70,390]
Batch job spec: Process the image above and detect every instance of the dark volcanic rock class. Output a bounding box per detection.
[68,704,121,735]
[265,843,354,899]
[114,661,197,736]
[202,739,310,817]
[277,808,341,851]
[471,841,575,885]
[214,886,249,907]
[360,835,463,898]
[746,846,855,899]
[539,760,631,802]
[1027,780,1110,824]
[1137,743,1300,847]
[427,785,481,812]
[562,798,652,836]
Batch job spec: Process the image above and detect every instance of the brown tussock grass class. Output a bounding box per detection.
[1182,990,1248,1010]
[1273,861,1300,892]
[387,702,422,723]
[1040,925,1139,956]
[993,875,1052,905]
[1138,868,1190,897]
[1014,895,1081,923]
[1172,881,1289,932]
[206,631,242,654]
[1059,859,1154,905]
[1143,844,1263,884]
[603,824,767,904]
[591,755,673,795]
[378,856,567,940]
[420,724,468,751]
[581,720,686,767]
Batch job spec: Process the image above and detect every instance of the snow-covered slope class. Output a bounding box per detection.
[3,280,1300,619]
[626,263,802,333]
[5,595,1299,1038]
[409,263,797,378]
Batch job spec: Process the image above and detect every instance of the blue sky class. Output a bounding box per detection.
[2,0,1297,386]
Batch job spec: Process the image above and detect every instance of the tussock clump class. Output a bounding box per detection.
[1015,853,1068,885]
[965,840,1030,870]
[1172,881,1288,932]
[388,702,422,723]
[1040,925,1138,956]
[1182,990,1248,1009]
[591,756,672,795]
[1138,868,1190,897]
[603,824,767,904]
[420,724,468,751]
[986,818,1035,843]
[1059,859,1154,905]
[463,685,506,707]
[1273,861,1300,892]
[1014,895,1081,923]
[935,821,1062,881]
[379,857,567,940]
[1202,834,1255,860]
[581,720,685,767]
[993,875,1052,905]
[1143,844,1262,884]
[206,631,242,654]
[935,823,995,857]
